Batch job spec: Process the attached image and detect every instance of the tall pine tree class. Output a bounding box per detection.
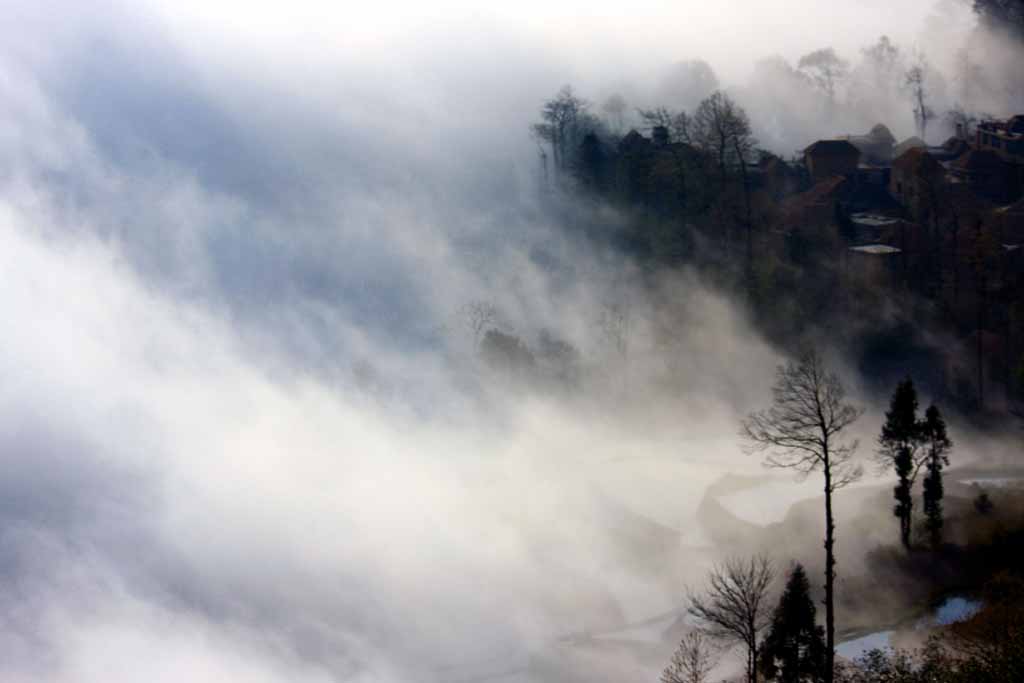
[878,378,925,550]
[759,564,826,682]
[921,405,952,550]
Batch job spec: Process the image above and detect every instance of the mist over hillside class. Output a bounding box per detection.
[1,1,1023,682]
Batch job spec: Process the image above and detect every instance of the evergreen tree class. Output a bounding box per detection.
[893,446,914,549]
[921,405,952,549]
[878,377,925,550]
[759,564,826,682]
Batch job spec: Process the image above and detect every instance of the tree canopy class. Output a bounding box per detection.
[760,564,826,683]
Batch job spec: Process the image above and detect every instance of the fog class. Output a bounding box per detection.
[0,1,1020,681]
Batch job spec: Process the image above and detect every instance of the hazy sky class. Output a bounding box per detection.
[142,0,962,80]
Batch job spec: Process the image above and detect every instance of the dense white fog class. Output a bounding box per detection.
[1,1,1021,681]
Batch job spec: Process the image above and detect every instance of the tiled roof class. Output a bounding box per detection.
[805,140,860,157]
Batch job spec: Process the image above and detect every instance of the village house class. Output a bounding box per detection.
[804,140,860,183]
[781,174,851,230]
[890,147,944,222]
[846,123,896,166]
[755,154,801,200]
[975,115,1024,162]
[893,136,926,158]
[950,148,1013,203]
[996,197,1024,245]
[974,116,1024,200]
[612,127,702,212]
[929,136,971,162]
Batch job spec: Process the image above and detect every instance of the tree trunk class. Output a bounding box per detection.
[823,457,836,683]
[749,627,758,683]
[978,307,985,411]
[734,139,754,301]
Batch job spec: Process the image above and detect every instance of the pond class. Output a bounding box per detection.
[836,595,982,661]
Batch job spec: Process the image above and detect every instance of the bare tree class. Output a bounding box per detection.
[946,104,977,139]
[856,35,904,107]
[638,107,694,145]
[691,91,757,288]
[601,93,628,134]
[660,59,720,108]
[688,555,775,683]
[862,35,901,81]
[531,85,590,175]
[596,298,630,362]
[662,631,719,683]
[741,350,863,683]
[692,91,754,182]
[905,54,936,140]
[798,48,850,109]
[458,300,498,348]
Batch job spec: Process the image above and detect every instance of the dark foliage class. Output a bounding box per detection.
[760,564,826,682]
[921,405,952,549]
[974,492,994,516]
[479,329,535,374]
[878,378,924,550]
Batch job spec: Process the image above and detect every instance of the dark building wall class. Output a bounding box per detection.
[807,153,859,183]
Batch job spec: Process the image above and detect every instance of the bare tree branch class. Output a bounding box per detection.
[662,631,719,683]
[688,556,775,683]
[740,349,862,683]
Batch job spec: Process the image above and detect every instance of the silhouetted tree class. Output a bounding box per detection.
[798,48,850,109]
[905,54,935,140]
[742,350,863,683]
[601,93,628,133]
[969,223,999,410]
[693,91,754,183]
[877,377,927,550]
[480,329,534,374]
[639,107,694,145]
[893,445,915,548]
[532,86,590,175]
[947,104,978,139]
[634,107,699,217]
[596,298,631,363]
[663,631,719,683]
[574,131,608,193]
[689,556,775,683]
[974,491,995,515]
[458,300,498,348]
[855,36,904,113]
[535,330,580,388]
[660,59,719,108]
[921,405,952,549]
[760,563,826,683]
[862,35,901,79]
[692,91,756,285]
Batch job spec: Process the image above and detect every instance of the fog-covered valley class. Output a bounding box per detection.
[3,1,1024,681]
